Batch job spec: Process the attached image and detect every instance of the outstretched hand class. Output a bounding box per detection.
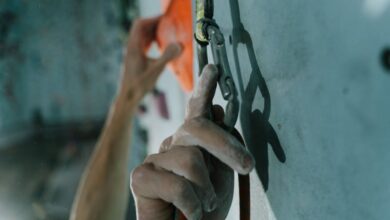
[119,17,182,104]
[131,65,255,220]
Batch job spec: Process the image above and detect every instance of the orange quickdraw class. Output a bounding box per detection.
[157,0,194,92]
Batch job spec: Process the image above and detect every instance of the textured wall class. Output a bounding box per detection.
[211,0,390,219]
[0,0,125,144]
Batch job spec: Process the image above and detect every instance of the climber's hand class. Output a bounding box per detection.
[130,65,255,220]
[119,16,182,104]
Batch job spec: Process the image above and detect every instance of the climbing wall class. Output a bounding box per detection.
[211,0,390,219]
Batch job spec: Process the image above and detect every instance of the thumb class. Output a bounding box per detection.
[155,43,182,68]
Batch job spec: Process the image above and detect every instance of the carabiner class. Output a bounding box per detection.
[207,25,239,130]
[195,0,239,131]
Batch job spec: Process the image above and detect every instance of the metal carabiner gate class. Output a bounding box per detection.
[195,0,239,132]
[180,1,251,220]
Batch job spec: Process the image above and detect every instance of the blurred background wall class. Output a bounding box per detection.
[0,0,127,147]
[0,1,142,219]
[0,0,30,146]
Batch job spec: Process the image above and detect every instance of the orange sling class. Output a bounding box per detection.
[157,0,194,92]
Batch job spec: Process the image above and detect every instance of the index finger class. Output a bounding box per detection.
[185,65,219,120]
[127,16,161,53]
[169,118,255,174]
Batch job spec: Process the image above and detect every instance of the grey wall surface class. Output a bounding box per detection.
[0,0,125,144]
[211,0,390,219]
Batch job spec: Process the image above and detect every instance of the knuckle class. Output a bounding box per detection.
[183,118,204,132]
[186,102,204,119]
[159,136,172,152]
[130,165,151,190]
[192,117,206,127]
[143,154,157,163]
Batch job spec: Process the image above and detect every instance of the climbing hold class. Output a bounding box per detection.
[157,0,194,92]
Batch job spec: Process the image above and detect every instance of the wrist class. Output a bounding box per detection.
[119,79,145,101]
[113,88,141,118]
[118,83,143,104]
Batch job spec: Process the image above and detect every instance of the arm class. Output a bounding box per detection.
[70,17,182,220]
[70,92,138,220]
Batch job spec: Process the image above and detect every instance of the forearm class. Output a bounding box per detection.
[70,91,140,220]
[70,15,180,220]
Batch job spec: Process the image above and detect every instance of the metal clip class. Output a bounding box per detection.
[195,0,239,131]
[207,25,239,130]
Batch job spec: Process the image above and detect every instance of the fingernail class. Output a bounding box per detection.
[241,153,255,173]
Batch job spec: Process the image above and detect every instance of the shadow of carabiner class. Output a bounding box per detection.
[228,0,286,191]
